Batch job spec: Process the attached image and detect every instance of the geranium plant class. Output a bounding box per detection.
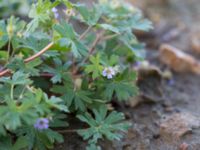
[0,0,152,149]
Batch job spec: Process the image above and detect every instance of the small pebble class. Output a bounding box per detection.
[179,142,189,150]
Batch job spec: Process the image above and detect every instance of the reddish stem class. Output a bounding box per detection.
[0,42,54,77]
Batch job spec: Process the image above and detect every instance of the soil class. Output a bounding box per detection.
[55,0,200,149]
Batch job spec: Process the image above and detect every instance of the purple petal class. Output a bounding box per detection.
[52,7,58,13]
[107,74,113,79]
[34,118,49,130]
[110,69,115,75]
[54,12,59,19]
[102,69,107,77]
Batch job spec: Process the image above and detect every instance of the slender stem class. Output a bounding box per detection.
[10,45,16,60]
[7,40,11,62]
[24,42,54,63]
[56,128,88,134]
[102,33,119,41]
[40,73,53,77]
[113,44,121,51]
[72,55,76,75]
[0,42,54,77]
[10,84,14,99]
[73,25,93,74]
[79,26,92,40]
[82,31,105,63]
[0,69,10,77]
[73,31,105,74]
[18,86,26,100]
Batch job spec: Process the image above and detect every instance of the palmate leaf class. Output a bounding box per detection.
[26,0,58,33]
[53,21,76,39]
[0,50,8,61]
[44,95,69,113]
[51,83,92,111]
[0,16,26,49]
[42,58,71,83]
[123,12,153,31]
[0,71,32,85]
[51,75,92,111]
[102,69,138,101]
[17,127,63,150]
[101,54,119,66]
[85,54,103,79]
[0,124,6,136]
[11,136,29,150]
[0,20,8,49]
[97,24,120,34]
[86,144,101,150]
[100,0,153,32]
[103,81,138,101]
[21,33,59,58]
[6,16,26,48]
[0,136,28,150]
[118,31,145,58]
[113,11,153,32]
[53,21,88,58]
[0,97,38,131]
[7,58,42,76]
[50,112,68,128]
[28,88,69,115]
[0,86,67,131]
[74,4,102,26]
[21,35,49,53]
[77,106,130,145]
[0,84,11,102]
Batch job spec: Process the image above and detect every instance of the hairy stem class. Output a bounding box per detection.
[24,42,54,63]
[82,31,105,63]
[72,31,105,75]
[79,26,92,40]
[0,42,54,77]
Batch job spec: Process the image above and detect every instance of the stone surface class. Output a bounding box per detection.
[191,34,200,54]
[159,112,200,140]
[179,142,189,150]
[159,44,200,74]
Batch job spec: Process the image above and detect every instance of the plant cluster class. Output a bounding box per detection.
[0,0,152,149]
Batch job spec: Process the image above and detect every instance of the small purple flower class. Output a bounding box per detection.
[102,67,116,79]
[52,7,59,19]
[54,13,59,19]
[51,7,58,13]
[134,62,141,67]
[34,118,49,130]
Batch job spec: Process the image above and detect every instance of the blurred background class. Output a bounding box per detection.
[130,0,200,50]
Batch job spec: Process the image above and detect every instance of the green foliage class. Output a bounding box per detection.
[77,106,131,148]
[51,80,92,111]
[54,21,88,57]
[43,58,70,83]
[74,4,102,26]
[26,0,58,33]
[103,70,139,101]
[0,20,8,49]
[85,54,103,79]
[0,0,152,149]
